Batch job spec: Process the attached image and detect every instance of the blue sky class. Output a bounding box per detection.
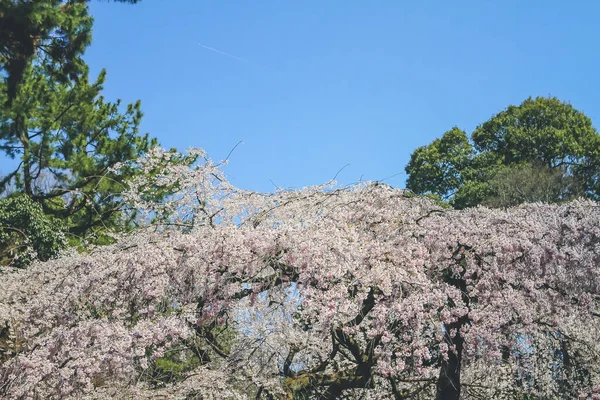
[84,0,600,192]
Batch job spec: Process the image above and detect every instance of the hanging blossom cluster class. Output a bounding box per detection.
[0,148,599,399]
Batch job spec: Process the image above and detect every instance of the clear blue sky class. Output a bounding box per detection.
[84,0,600,192]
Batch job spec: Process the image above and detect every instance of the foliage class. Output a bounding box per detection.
[0,0,141,103]
[405,97,600,208]
[147,326,236,387]
[405,127,474,204]
[0,149,598,399]
[149,350,203,385]
[0,194,65,267]
[0,59,157,243]
[484,162,584,208]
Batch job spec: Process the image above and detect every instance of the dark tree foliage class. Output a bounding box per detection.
[406,97,600,208]
[0,0,140,103]
[484,162,584,208]
[0,60,156,244]
[0,194,66,267]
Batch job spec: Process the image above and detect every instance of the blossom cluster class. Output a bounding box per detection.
[1,149,598,399]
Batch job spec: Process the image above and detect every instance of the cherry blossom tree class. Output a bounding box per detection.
[0,148,599,399]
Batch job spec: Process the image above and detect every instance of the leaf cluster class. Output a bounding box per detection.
[0,194,65,267]
[0,0,141,102]
[406,97,600,208]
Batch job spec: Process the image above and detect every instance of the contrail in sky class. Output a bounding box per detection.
[197,43,251,64]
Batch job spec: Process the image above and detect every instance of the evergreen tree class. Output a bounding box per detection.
[0,0,140,103]
[0,194,65,267]
[405,97,600,208]
[0,60,156,244]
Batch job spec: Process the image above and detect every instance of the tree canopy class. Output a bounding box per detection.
[0,194,65,267]
[1,149,598,399]
[0,0,141,103]
[0,58,157,245]
[405,97,600,209]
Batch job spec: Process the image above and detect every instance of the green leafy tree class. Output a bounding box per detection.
[483,162,584,208]
[406,97,600,208]
[0,0,140,103]
[404,126,477,205]
[0,60,156,243]
[0,194,66,267]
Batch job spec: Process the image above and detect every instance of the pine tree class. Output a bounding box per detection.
[0,0,140,103]
[0,60,156,244]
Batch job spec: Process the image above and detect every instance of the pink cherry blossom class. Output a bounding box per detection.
[0,148,598,399]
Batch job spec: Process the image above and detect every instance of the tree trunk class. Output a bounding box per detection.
[18,114,32,196]
[436,247,471,400]
[435,324,464,400]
